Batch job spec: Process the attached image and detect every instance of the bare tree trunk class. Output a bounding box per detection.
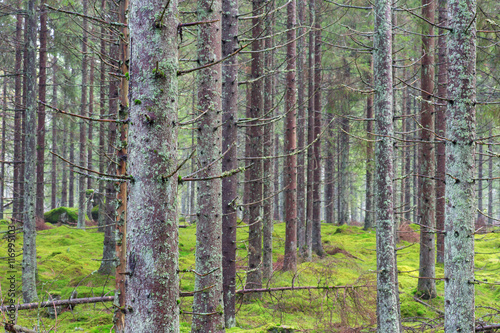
[488,124,493,224]
[364,59,374,230]
[191,0,224,330]
[98,7,107,231]
[221,0,238,326]
[13,13,23,221]
[124,0,179,329]
[444,0,477,329]
[373,0,400,329]
[245,0,264,292]
[68,117,75,207]
[262,0,275,281]
[312,14,324,256]
[77,0,88,229]
[283,0,298,272]
[477,142,483,219]
[417,0,437,299]
[22,0,38,303]
[273,134,280,221]
[296,0,307,253]
[339,87,350,225]
[61,113,68,208]
[36,0,47,219]
[0,79,6,219]
[323,110,334,224]
[87,57,94,218]
[51,61,58,210]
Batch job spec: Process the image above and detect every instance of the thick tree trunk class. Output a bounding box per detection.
[221,0,238,326]
[22,0,38,303]
[245,0,264,292]
[191,0,224,330]
[417,0,437,299]
[124,0,179,330]
[36,0,47,219]
[312,17,324,256]
[283,0,298,272]
[373,0,400,330]
[444,0,477,330]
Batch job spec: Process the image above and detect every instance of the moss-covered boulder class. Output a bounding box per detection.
[91,205,99,221]
[44,207,78,224]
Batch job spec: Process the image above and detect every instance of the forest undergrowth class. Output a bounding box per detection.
[1,217,499,332]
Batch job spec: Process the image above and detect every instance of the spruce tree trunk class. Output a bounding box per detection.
[477,142,483,219]
[323,111,334,225]
[296,0,307,253]
[87,58,94,217]
[245,0,264,292]
[221,0,238,326]
[283,0,298,272]
[98,9,107,231]
[51,62,58,210]
[312,16,324,256]
[339,103,350,225]
[0,79,6,219]
[487,124,493,224]
[262,0,275,281]
[364,59,374,230]
[61,114,68,207]
[191,0,224,330]
[374,0,400,329]
[68,117,75,207]
[22,0,38,303]
[124,0,180,329]
[13,13,23,221]
[417,0,437,299]
[444,0,477,329]
[36,0,47,219]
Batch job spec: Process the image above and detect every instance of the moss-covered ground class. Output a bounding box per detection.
[1,220,499,332]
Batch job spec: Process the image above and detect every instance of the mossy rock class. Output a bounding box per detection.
[267,325,295,332]
[44,207,78,224]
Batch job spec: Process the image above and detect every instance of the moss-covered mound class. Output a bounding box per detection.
[44,207,78,224]
[91,205,99,220]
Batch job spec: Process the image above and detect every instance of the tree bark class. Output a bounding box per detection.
[124,0,180,329]
[417,0,437,299]
[444,0,477,329]
[36,0,48,219]
[373,0,400,329]
[283,0,298,272]
[51,61,58,210]
[22,0,38,303]
[221,0,239,326]
[0,79,6,219]
[487,124,493,224]
[87,57,95,218]
[13,13,23,221]
[364,59,374,230]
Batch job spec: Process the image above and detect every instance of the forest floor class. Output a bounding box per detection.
[1,217,499,332]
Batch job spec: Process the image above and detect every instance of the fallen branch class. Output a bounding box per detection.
[476,324,500,331]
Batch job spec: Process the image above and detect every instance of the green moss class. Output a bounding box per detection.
[91,205,99,220]
[44,207,79,223]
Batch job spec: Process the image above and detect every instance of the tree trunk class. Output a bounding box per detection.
[487,124,493,224]
[22,0,38,303]
[417,0,437,299]
[124,0,179,329]
[36,0,47,219]
[323,110,334,225]
[61,113,68,208]
[245,0,264,292]
[374,0,400,329]
[444,0,477,330]
[221,0,239,326]
[364,59,374,230]
[477,142,483,219]
[87,57,94,219]
[13,13,23,221]
[191,0,224,330]
[273,133,280,221]
[339,94,350,225]
[68,116,75,207]
[296,0,307,254]
[312,14,324,256]
[98,8,107,231]
[0,79,6,219]
[77,0,88,229]
[51,61,58,210]
[283,0,298,272]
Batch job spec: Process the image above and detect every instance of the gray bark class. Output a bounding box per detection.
[444,0,477,329]
[373,0,400,329]
[124,0,180,330]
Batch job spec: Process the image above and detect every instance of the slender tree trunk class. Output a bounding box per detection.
[283,0,298,272]
[68,116,75,207]
[262,0,275,281]
[374,0,400,329]
[444,0,477,329]
[0,79,6,219]
[98,8,107,231]
[87,57,94,219]
[61,115,68,208]
[297,0,307,253]
[13,13,23,221]
[324,110,334,224]
[273,133,280,221]
[36,0,47,219]
[417,0,437,299]
[221,0,238,326]
[339,94,350,225]
[191,0,224,330]
[312,14,324,256]
[304,0,315,261]
[245,0,264,292]
[364,59,374,230]
[124,0,179,330]
[477,142,483,219]
[22,0,38,303]
[51,62,58,210]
